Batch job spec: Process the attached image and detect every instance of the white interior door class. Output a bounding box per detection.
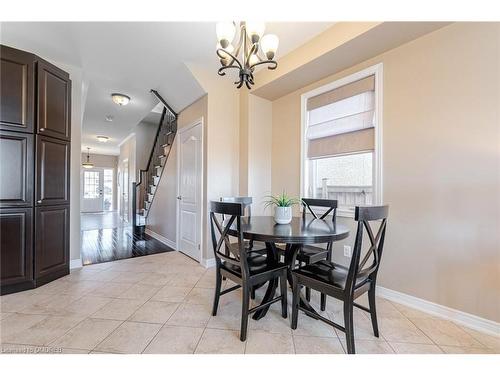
[121,159,129,222]
[81,168,104,212]
[177,121,203,261]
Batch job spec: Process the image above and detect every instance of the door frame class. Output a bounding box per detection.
[120,158,130,222]
[176,117,204,263]
[81,167,105,213]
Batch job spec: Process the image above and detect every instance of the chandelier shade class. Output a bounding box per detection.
[216,21,279,89]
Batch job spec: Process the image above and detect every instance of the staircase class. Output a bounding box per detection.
[132,90,177,234]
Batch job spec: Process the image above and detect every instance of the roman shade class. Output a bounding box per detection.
[306,75,375,159]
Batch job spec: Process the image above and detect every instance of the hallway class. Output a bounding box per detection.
[81,212,173,266]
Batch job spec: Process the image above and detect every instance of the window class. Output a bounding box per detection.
[83,171,100,199]
[301,64,382,216]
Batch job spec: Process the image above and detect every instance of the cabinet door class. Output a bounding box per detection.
[35,205,69,281]
[0,131,34,207]
[37,59,71,141]
[35,135,70,206]
[0,45,35,133]
[0,208,33,290]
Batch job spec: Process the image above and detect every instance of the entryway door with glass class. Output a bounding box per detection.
[81,168,114,212]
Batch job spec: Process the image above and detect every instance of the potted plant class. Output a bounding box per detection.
[263,191,301,224]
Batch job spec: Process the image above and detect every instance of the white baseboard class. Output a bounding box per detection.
[69,258,83,269]
[145,228,177,250]
[377,286,500,337]
[201,258,216,268]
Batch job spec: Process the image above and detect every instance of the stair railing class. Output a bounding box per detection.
[132,90,177,232]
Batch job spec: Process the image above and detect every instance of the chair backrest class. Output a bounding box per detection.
[346,205,389,293]
[220,196,253,217]
[210,201,249,276]
[301,198,338,223]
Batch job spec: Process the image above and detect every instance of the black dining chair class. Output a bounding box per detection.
[291,205,389,354]
[220,196,268,299]
[299,198,338,310]
[210,201,288,341]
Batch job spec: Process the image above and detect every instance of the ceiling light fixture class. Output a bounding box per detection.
[97,136,109,143]
[216,21,279,89]
[82,147,94,169]
[111,93,130,106]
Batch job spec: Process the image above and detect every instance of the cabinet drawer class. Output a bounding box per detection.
[0,207,33,290]
[0,130,34,207]
[34,205,69,281]
[37,59,71,141]
[0,45,35,133]
[35,135,70,206]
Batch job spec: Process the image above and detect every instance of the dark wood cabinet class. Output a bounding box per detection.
[35,135,70,206]
[37,59,71,141]
[34,205,69,284]
[0,46,35,133]
[0,208,34,294]
[0,131,34,207]
[0,44,71,295]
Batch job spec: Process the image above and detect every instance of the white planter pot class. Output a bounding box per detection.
[274,206,292,224]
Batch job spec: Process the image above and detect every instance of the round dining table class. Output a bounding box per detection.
[230,216,350,320]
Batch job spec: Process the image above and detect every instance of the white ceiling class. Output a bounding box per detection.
[0,22,332,155]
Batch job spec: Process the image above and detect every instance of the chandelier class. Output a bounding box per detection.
[216,22,279,89]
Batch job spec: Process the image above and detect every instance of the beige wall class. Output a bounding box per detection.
[269,23,500,322]
[147,95,208,247]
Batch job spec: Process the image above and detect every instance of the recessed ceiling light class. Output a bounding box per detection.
[111,93,130,106]
[97,136,109,143]
[105,115,114,122]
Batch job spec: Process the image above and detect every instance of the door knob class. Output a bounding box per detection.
[37,200,42,204]
[176,196,182,200]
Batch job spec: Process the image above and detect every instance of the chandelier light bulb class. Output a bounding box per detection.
[261,34,279,60]
[216,22,236,48]
[246,22,265,43]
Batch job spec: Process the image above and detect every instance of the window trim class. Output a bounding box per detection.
[300,63,383,218]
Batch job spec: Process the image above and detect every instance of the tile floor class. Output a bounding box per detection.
[1,251,498,354]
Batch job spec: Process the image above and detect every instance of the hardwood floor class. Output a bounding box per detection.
[81,212,173,265]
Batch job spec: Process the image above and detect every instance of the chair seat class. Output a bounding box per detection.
[293,260,370,290]
[221,255,287,278]
[297,244,329,264]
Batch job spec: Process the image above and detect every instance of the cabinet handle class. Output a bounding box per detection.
[40,128,45,132]
[37,200,42,204]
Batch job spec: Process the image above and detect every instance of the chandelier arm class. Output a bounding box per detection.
[218,65,242,76]
[245,42,259,66]
[216,49,243,70]
[249,59,278,71]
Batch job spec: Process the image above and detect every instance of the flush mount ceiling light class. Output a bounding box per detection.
[216,21,279,89]
[111,93,130,106]
[82,147,94,169]
[97,136,109,143]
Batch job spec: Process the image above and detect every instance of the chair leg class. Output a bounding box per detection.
[305,286,311,302]
[291,276,300,330]
[280,272,287,319]
[320,293,327,311]
[343,301,355,354]
[368,286,379,337]
[212,268,222,316]
[240,283,250,342]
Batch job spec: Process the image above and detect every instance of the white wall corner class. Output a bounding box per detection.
[69,258,83,270]
[377,286,500,337]
[145,228,177,250]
